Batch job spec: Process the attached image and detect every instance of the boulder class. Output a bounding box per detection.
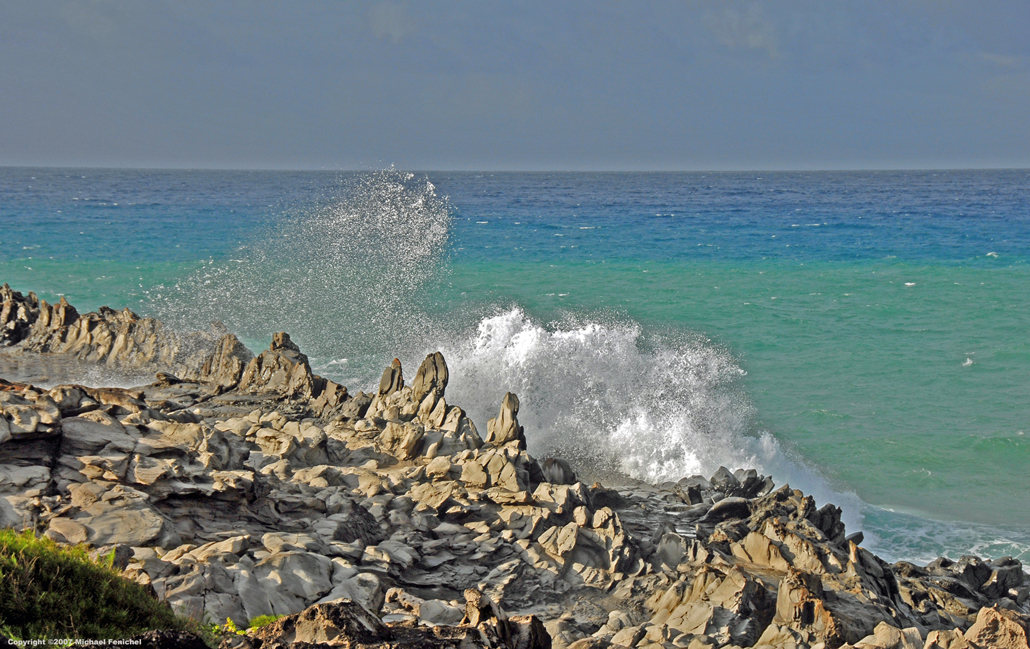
[963,605,1030,649]
[378,358,404,397]
[234,600,390,648]
[541,458,577,485]
[486,392,526,449]
[238,333,316,399]
[411,352,449,405]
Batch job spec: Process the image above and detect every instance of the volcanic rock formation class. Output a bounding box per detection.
[1,287,1028,649]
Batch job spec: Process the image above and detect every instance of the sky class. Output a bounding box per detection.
[1,1,1028,171]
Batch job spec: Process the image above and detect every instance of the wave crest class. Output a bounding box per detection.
[442,308,751,479]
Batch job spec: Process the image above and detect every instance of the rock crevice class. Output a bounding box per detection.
[2,290,1028,649]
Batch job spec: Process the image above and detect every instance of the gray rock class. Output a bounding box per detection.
[378,358,404,396]
[339,391,372,419]
[252,551,334,614]
[541,458,577,485]
[316,571,386,615]
[411,351,449,405]
[708,466,740,494]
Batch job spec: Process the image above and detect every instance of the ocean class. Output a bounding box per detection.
[1,167,1028,565]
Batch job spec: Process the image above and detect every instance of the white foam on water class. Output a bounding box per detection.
[147,169,1023,566]
[428,307,867,535]
[863,506,1030,565]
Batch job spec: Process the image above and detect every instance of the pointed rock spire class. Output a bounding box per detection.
[486,392,526,449]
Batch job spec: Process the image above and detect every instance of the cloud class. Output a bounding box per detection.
[368,1,417,44]
[976,51,1024,69]
[703,3,778,58]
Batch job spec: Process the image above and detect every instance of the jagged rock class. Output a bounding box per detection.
[238,333,316,399]
[2,288,271,395]
[774,567,845,645]
[378,421,425,460]
[487,392,526,449]
[411,352,449,405]
[4,287,1029,649]
[731,531,792,572]
[339,391,373,419]
[963,604,1030,648]
[184,333,253,389]
[541,458,577,485]
[378,358,404,396]
[310,379,349,417]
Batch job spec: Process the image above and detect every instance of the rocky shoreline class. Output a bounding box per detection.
[1,284,1028,649]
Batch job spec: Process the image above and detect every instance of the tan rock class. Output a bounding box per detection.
[732,530,791,572]
[460,459,490,489]
[411,351,449,405]
[486,392,526,448]
[238,332,316,398]
[378,421,425,460]
[45,517,90,544]
[924,628,971,649]
[963,605,1030,649]
[774,568,843,647]
[426,455,452,480]
[852,622,921,649]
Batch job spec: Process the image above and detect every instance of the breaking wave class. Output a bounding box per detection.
[428,307,866,534]
[152,169,1030,564]
[155,169,864,531]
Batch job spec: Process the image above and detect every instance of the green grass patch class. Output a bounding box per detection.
[247,615,283,630]
[0,529,200,640]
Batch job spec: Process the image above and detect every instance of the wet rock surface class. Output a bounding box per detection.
[2,290,1028,649]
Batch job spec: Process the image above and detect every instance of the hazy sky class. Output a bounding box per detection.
[2,1,1028,170]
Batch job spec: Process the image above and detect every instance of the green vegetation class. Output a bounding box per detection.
[209,614,284,637]
[246,615,283,630]
[0,529,197,640]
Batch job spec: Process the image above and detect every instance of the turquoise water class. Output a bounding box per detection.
[2,167,1028,563]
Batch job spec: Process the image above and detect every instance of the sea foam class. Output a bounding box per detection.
[149,169,1029,565]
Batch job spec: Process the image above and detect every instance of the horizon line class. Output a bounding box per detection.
[2,163,1029,174]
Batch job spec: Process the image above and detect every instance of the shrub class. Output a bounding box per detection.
[0,529,196,640]
[247,615,284,630]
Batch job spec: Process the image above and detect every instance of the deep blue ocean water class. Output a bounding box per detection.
[2,167,1028,564]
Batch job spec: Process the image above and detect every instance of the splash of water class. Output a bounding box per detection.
[147,169,879,549]
[155,169,451,373]
[154,170,865,534]
[430,307,865,534]
[438,308,749,477]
